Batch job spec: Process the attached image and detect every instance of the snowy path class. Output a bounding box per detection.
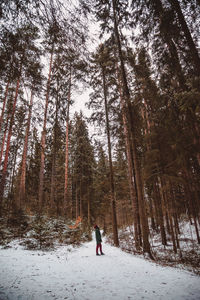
[0,235,200,300]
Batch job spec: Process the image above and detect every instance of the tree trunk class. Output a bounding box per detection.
[157,176,167,245]
[38,44,54,211]
[168,0,200,75]
[183,169,200,244]
[102,63,119,247]
[112,0,151,256]
[0,110,10,166]
[76,182,80,219]
[165,211,171,234]
[87,188,90,226]
[149,195,156,231]
[64,67,71,213]
[50,82,59,209]
[10,123,22,205]
[117,65,140,248]
[80,179,83,218]
[169,185,181,250]
[50,154,56,209]
[0,80,10,135]
[0,77,21,215]
[169,212,177,253]
[19,90,33,208]
[165,182,177,253]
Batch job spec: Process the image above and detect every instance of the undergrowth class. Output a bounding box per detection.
[0,210,92,251]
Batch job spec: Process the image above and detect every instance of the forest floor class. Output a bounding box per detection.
[0,232,200,300]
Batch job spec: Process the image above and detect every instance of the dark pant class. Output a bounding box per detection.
[96,243,103,254]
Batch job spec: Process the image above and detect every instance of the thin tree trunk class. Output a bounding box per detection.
[157,176,167,245]
[19,90,33,208]
[76,182,80,219]
[80,178,83,218]
[183,169,200,244]
[0,77,21,215]
[50,82,59,209]
[169,212,177,253]
[102,63,119,247]
[64,67,71,213]
[165,211,171,234]
[149,195,156,231]
[165,182,177,253]
[0,111,10,166]
[87,188,90,226]
[10,129,21,203]
[50,155,56,209]
[0,80,10,135]
[152,183,160,232]
[38,44,54,211]
[169,185,181,251]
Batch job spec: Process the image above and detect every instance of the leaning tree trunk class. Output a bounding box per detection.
[112,0,151,256]
[102,64,119,247]
[38,44,54,211]
[0,77,21,216]
[19,90,33,208]
[167,0,200,76]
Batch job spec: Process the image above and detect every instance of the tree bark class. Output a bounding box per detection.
[0,80,10,135]
[157,176,167,245]
[38,44,54,211]
[80,179,83,218]
[50,80,59,209]
[76,182,80,219]
[117,65,140,248]
[0,77,21,215]
[0,110,10,166]
[87,188,90,226]
[19,90,33,208]
[102,64,119,247]
[64,66,71,213]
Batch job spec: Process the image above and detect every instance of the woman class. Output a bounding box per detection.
[94,225,105,256]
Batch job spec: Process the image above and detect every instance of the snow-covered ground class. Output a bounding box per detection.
[0,233,200,300]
